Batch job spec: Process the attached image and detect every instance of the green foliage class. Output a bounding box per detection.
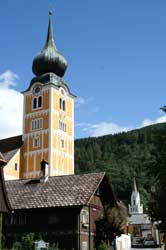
[21,233,35,250]
[11,234,61,250]
[148,130,166,231]
[96,202,128,241]
[12,241,22,250]
[75,123,166,205]
[49,243,61,250]
[98,240,107,250]
[12,233,35,250]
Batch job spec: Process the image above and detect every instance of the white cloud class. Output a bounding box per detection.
[76,121,132,137]
[0,70,23,139]
[91,122,131,137]
[75,96,94,108]
[0,70,19,89]
[75,97,86,108]
[76,116,166,138]
[140,116,166,128]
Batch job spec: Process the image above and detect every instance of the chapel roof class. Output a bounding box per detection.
[128,214,151,225]
[5,172,115,210]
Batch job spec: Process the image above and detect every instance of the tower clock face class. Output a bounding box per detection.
[32,85,42,96]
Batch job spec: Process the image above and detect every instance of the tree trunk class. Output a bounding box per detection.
[107,239,110,250]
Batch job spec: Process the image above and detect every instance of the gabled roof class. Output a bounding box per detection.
[0,135,23,163]
[0,152,7,166]
[5,172,113,210]
[0,135,23,154]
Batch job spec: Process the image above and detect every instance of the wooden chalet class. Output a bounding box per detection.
[0,152,11,213]
[3,172,116,250]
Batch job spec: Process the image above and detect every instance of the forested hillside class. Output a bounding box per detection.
[75,123,166,206]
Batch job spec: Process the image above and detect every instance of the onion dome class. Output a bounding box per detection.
[32,11,67,78]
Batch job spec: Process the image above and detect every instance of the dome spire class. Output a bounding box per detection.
[46,10,54,45]
[32,11,68,78]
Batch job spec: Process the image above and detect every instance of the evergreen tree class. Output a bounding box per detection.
[148,128,166,231]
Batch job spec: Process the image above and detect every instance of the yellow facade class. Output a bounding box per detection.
[21,84,74,179]
[4,149,21,180]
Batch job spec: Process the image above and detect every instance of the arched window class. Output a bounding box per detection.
[59,98,66,111]
[38,96,42,107]
[33,98,37,109]
[33,136,40,148]
[32,96,42,109]
[59,98,62,109]
[63,100,66,111]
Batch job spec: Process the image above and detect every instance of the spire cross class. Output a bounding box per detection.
[47,10,54,44]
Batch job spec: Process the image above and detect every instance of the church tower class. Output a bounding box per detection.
[21,12,75,179]
[128,178,143,214]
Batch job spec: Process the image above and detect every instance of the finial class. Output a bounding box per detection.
[133,177,137,192]
[32,11,68,77]
[47,10,54,43]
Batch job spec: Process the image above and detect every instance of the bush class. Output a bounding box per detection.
[98,240,107,250]
[12,241,22,250]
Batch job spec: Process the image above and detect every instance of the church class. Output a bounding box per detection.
[1,11,75,181]
[128,178,159,246]
[0,11,116,250]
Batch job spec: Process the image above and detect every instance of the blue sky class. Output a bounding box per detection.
[0,0,166,138]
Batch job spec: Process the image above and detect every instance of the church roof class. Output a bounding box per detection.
[5,172,115,210]
[129,214,151,224]
[32,11,67,78]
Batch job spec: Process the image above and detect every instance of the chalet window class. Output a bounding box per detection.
[19,213,27,225]
[4,215,11,225]
[82,241,88,250]
[11,214,19,225]
[81,209,89,227]
[14,163,18,171]
[4,213,27,225]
